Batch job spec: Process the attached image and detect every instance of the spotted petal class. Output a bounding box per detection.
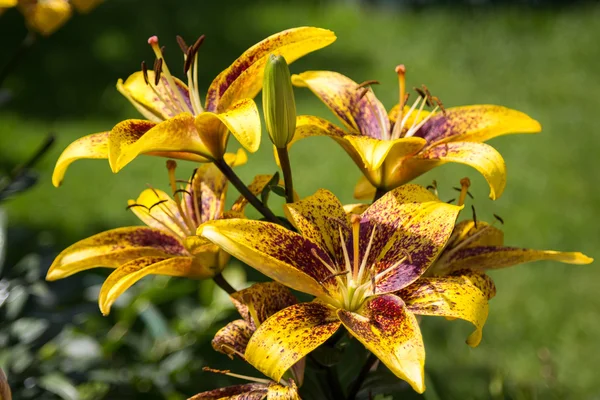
[245,302,340,382]
[206,27,336,112]
[46,227,186,281]
[128,188,188,239]
[231,282,297,328]
[445,246,593,273]
[414,105,541,145]
[231,174,277,213]
[337,294,425,393]
[284,189,350,265]
[116,71,191,122]
[360,184,462,293]
[108,115,212,172]
[292,71,389,139]
[52,132,109,187]
[98,255,201,315]
[212,319,253,357]
[399,272,493,347]
[198,220,336,298]
[195,98,261,157]
[446,220,504,250]
[188,383,267,400]
[412,141,507,200]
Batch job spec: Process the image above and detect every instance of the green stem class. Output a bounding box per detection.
[212,273,236,295]
[346,353,378,400]
[373,187,387,202]
[213,158,281,225]
[326,365,345,400]
[276,147,295,203]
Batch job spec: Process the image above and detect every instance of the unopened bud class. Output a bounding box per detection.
[262,54,296,148]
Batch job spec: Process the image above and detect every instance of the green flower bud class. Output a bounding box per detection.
[262,54,296,148]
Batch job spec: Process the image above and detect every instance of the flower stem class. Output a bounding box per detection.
[346,353,378,400]
[373,187,387,202]
[212,273,236,295]
[213,158,281,225]
[276,147,295,203]
[0,31,36,89]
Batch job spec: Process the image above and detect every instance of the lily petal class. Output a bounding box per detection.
[245,302,340,382]
[343,135,426,171]
[343,203,369,216]
[337,294,425,393]
[411,141,507,200]
[195,98,261,157]
[108,114,211,172]
[446,220,504,249]
[198,220,336,298]
[46,227,186,281]
[284,189,350,265]
[205,27,336,112]
[292,71,389,139]
[116,71,191,121]
[98,255,199,315]
[446,246,593,273]
[360,185,461,293]
[212,319,253,357]
[52,132,109,187]
[128,188,188,239]
[414,105,541,145]
[352,176,377,201]
[189,383,267,400]
[399,272,494,347]
[231,282,297,328]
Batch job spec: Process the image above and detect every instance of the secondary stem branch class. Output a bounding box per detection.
[213,158,281,225]
[276,147,294,203]
[212,273,236,295]
[373,187,387,202]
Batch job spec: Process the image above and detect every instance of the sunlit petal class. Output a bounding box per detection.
[52,132,109,187]
[198,220,336,298]
[128,188,188,239]
[399,272,493,346]
[245,302,340,382]
[205,27,336,112]
[343,135,426,171]
[46,227,186,281]
[231,282,297,328]
[338,294,425,393]
[98,256,197,315]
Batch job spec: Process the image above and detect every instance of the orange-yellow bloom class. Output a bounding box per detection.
[290,68,541,200]
[46,151,272,315]
[1,0,102,36]
[197,185,496,393]
[52,27,336,186]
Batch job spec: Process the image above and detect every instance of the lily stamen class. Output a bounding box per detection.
[242,293,262,329]
[182,35,205,114]
[218,343,246,360]
[148,36,193,115]
[202,367,274,386]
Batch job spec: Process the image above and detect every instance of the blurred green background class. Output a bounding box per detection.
[0,0,598,399]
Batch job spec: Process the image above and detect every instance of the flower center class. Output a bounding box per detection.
[141,35,205,117]
[312,216,409,312]
[390,65,443,140]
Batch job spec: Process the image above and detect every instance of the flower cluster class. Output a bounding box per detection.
[47,27,592,398]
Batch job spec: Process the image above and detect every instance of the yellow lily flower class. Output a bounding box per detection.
[1,0,102,36]
[291,67,541,200]
[189,282,303,399]
[197,184,495,393]
[52,27,336,187]
[46,151,273,315]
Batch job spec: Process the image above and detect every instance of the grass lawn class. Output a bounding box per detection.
[1,2,598,398]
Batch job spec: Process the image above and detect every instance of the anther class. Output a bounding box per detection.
[176,35,188,53]
[421,84,433,107]
[356,80,380,89]
[141,61,149,85]
[184,35,206,74]
[446,198,456,204]
[149,199,169,211]
[426,180,439,197]
[493,214,504,224]
[471,205,477,228]
[453,186,473,199]
[173,189,192,197]
[126,203,150,211]
[319,271,349,284]
[414,87,427,99]
[153,58,163,86]
[457,177,471,207]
